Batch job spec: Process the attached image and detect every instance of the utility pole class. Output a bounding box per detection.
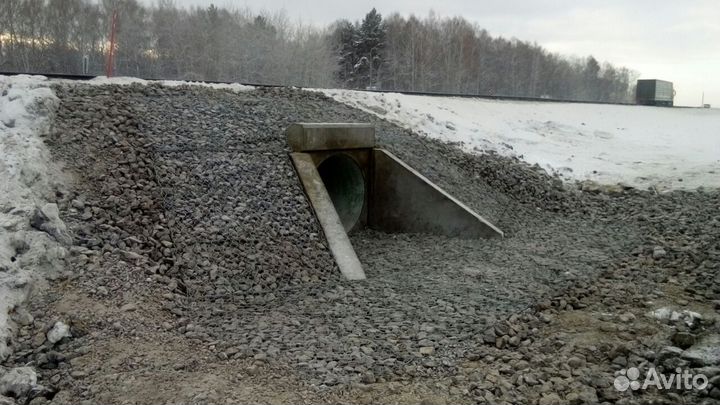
[105,10,118,78]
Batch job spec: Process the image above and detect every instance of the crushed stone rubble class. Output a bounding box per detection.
[0,82,718,405]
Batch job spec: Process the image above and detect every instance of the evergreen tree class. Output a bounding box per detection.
[330,9,386,89]
[330,19,358,86]
[356,8,385,88]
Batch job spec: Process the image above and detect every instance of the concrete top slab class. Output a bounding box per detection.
[287,123,375,152]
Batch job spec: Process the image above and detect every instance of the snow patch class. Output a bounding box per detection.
[0,366,37,397]
[46,321,71,344]
[648,307,702,327]
[320,89,720,191]
[0,75,68,361]
[88,76,256,92]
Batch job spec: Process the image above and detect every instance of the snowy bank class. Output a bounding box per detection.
[87,76,256,92]
[321,89,720,190]
[0,75,68,360]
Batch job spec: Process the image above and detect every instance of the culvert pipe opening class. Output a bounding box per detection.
[317,154,365,232]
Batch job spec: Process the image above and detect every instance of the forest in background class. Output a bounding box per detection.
[0,0,638,102]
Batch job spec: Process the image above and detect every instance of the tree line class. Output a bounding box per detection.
[331,9,637,102]
[0,1,637,102]
[0,0,338,86]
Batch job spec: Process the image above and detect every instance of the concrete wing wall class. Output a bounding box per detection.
[290,152,367,280]
[370,149,503,239]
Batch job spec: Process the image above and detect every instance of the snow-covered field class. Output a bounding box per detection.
[322,89,720,190]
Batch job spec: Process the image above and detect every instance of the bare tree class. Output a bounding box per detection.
[371,12,635,101]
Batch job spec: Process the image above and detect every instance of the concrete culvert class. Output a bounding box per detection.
[288,122,502,281]
[317,154,365,232]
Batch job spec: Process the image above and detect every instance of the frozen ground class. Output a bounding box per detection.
[321,89,720,191]
[1,78,718,404]
[0,74,255,362]
[0,75,68,361]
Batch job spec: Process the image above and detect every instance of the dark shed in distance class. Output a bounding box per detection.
[636,79,674,106]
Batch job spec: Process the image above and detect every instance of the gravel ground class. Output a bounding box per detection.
[1,83,718,405]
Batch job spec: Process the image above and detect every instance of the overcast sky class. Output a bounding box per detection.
[150,0,719,106]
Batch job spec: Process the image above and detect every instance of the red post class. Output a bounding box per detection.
[105,10,118,77]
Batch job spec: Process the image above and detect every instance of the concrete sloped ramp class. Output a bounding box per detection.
[288,123,503,280]
[290,153,366,281]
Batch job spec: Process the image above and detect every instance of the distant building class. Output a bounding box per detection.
[636,79,674,107]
